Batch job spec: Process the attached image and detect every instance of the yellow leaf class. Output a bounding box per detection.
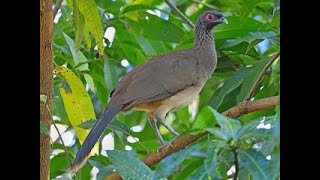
[73,0,85,50]
[83,23,92,49]
[77,0,104,55]
[56,66,98,154]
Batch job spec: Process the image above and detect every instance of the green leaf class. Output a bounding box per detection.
[204,142,225,177]
[63,33,89,71]
[77,0,104,54]
[78,119,96,129]
[154,145,198,179]
[174,158,204,179]
[212,109,241,140]
[50,153,70,179]
[247,31,278,41]
[83,73,95,91]
[104,59,118,93]
[65,0,73,10]
[205,128,228,141]
[236,58,270,102]
[123,12,185,43]
[135,36,167,56]
[96,165,115,180]
[76,163,91,180]
[121,4,152,15]
[138,13,185,43]
[78,119,130,135]
[268,149,280,179]
[108,119,130,135]
[188,166,209,180]
[83,24,92,49]
[52,82,70,125]
[72,0,85,50]
[236,118,263,140]
[208,68,250,110]
[40,121,49,135]
[56,66,99,154]
[240,0,263,20]
[239,149,271,180]
[120,0,152,15]
[273,0,280,17]
[107,150,154,180]
[90,63,109,107]
[191,106,217,132]
[214,16,268,40]
[175,106,190,129]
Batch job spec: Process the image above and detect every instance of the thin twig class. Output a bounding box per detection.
[53,0,64,19]
[164,0,195,28]
[43,103,78,180]
[106,96,279,179]
[245,52,280,100]
[192,0,217,9]
[232,148,239,180]
[44,104,73,166]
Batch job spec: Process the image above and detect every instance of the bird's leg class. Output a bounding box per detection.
[147,113,166,147]
[156,115,180,137]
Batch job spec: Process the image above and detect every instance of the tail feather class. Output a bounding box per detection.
[69,103,122,173]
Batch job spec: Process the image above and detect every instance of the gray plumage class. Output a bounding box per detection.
[70,10,227,174]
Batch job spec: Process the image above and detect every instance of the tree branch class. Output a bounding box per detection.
[106,96,279,179]
[164,0,195,28]
[223,96,279,118]
[53,0,64,20]
[245,52,280,100]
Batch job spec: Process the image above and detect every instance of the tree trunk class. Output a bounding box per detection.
[40,0,53,179]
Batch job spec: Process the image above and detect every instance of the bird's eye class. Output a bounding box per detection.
[206,14,214,21]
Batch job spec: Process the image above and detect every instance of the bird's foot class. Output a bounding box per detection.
[157,136,180,152]
[157,143,168,152]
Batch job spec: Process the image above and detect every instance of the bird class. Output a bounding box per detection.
[69,10,228,173]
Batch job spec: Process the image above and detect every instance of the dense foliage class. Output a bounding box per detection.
[45,0,280,179]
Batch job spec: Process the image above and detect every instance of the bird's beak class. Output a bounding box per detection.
[220,17,228,24]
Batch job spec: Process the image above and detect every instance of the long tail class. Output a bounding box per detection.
[69,102,122,173]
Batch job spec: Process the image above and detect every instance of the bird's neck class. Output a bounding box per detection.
[193,26,217,75]
[194,26,215,50]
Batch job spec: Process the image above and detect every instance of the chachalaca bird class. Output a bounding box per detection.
[69,10,228,173]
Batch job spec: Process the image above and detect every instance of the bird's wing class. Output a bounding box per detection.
[112,50,199,109]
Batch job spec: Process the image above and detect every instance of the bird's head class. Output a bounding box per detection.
[197,10,228,31]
